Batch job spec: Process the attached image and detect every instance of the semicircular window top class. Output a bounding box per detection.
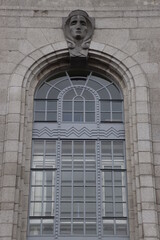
[28,71,129,240]
[34,71,123,123]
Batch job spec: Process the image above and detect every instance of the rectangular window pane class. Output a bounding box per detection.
[86,220,97,235]
[101,141,111,155]
[85,171,96,186]
[35,101,45,110]
[73,156,83,169]
[112,101,122,111]
[85,202,96,217]
[74,141,83,154]
[116,219,127,235]
[61,186,72,200]
[42,219,54,235]
[35,111,45,121]
[29,219,41,235]
[62,156,72,168]
[103,202,114,216]
[85,112,95,122]
[33,141,44,155]
[30,202,42,216]
[47,101,57,111]
[86,101,95,111]
[61,202,71,217]
[112,112,122,121]
[61,171,72,186]
[73,171,84,186]
[32,156,43,168]
[86,187,96,200]
[101,101,110,111]
[74,101,83,111]
[31,187,42,201]
[63,101,72,111]
[101,112,110,121]
[43,202,54,216]
[74,112,83,122]
[113,141,124,155]
[73,220,84,235]
[103,219,114,235]
[73,202,84,217]
[85,156,96,169]
[31,171,43,185]
[73,186,84,200]
[44,171,55,186]
[44,186,54,201]
[62,141,72,154]
[60,219,71,234]
[86,141,95,154]
[63,112,72,121]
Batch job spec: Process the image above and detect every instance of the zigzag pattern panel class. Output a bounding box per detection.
[33,126,125,139]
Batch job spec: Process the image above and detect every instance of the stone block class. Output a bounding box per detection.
[1,188,15,202]
[0,224,12,237]
[0,210,14,223]
[141,188,155,202]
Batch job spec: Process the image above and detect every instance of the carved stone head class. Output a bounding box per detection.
[63,10,95,59]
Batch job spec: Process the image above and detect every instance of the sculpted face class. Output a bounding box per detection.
[69,15,87,40]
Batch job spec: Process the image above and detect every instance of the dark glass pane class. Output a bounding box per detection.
[86,222,97,235]
[98,88,110,99]
[108,84,121,99]
[43,202,54,216]
[87,79,102,90]
[48,88,60,99]
[74,141,83,154]
[73,171,84,186]
[103,219,114,235]
[74,112,83,122]
[73,186,84,200]
[46,141,56,154]
[61,202,71,217]
[74,101,83,111]
[35,101,45,110]
[64,89,76,100]
[63,112,72,121]
[47,101,57,111]
[34,141,44,155]
[35,112,45,121]
[47,112,57,121]
[101,101,110,111]
[44,171,55,185]
[73,221,84,234]
[42,219,54,235]
[60,219,71,234]
[85,101,95,111]
[116,220,127,235]
[63,101,72,111]
[85,202,96,217]
[113,141,124,155]
[56,79,70,90]
[85,112,95,122]
[61,171,72,186]
[85,141,95,154]
[73,202,84,217]
[36,83,50,99]
[101,112,110,121]
[112,101,122,111]
[112,112,122,121]
[62,141,72,154]
[82,90,94,100]
[101,141,111,155]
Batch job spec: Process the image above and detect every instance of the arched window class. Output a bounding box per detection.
[28,71,129,239]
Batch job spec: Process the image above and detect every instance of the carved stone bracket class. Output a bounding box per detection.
[63,10,95,66]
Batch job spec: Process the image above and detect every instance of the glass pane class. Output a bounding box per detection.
[33,141,44,155]
[73,202,84,217]
[31,187,42,201]
[101,112,110,121]
[82,90,94,100]
[73,156,83,169]
[116,220,127,235]
[47,101,57,110]
[48,88,60,99]
[44,156,56,168]
[29,219,41,235]
[31,171,43,185]
[85,202,96,217]
[42,219,54,235]
[60,219,71,234]
[86,101,95,111]
[74,101,83,111]
[35,101,45,110]
[36,83,50,99]
[86,222,96,235]
[73,221,84,235]
[114,157,125,169]
[63,112,72,121]
[115,187,126,202]
[61,186,71,200]
[101,141,111,155]
[56,79,70,90]
[74,141,83,154]
[85,156,96,169]
[113,141,124,155]
[103,219,114,235]
[104,187,113,201]
[62,141,72,154]
[86,187,96,200]
[87,79,102,90]
[43,202,54,216]
[30,202,42,216]
[44,187,54,201]
[73,171,84,186]
[112,101,122,111]
[47,112,57,121]
[46,141,56,154]
[63,101,72,111]
[103,202,113,216]
[35,112,45,121]
[73,187,84,200]
[32,156,43,168]
[85,172,96,186]
[98,88,110,99]
[85,112,95,122]
[108,84,121,99]
[101,101,110,111]
[61,202,71,217]
[64,89,76,100]
[86,141,95,154]
[114,171,124,186]
[112,112,122,121]
[61,171,72,185]
[102,157,112,169]
[62,156,72,168]
[102,171,112,186]
[74,112,83,122]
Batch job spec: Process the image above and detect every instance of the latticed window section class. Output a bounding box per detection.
[28,71,129,240]
[34,71,123,122]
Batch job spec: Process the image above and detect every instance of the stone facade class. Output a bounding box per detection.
[0,1,160,240]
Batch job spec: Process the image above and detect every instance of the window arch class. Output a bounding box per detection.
[28,71,129,239]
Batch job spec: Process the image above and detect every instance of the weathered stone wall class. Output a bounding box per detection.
[0,1,160,240]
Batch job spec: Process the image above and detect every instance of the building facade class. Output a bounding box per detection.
[0,1,160,240]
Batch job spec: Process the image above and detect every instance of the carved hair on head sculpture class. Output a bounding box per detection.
[63,10,95,59]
